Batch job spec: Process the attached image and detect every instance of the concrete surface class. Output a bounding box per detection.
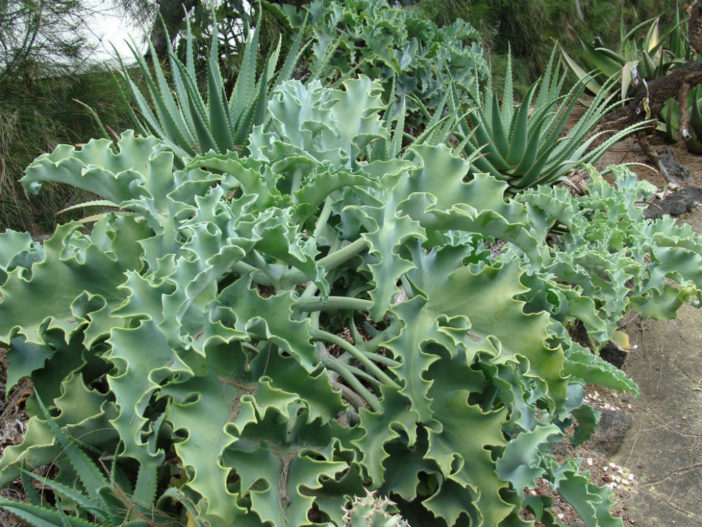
[613,209,702,527]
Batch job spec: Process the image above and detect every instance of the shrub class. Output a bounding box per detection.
[517,165,702,350]
[281,0,488,125]
[0,77,636,526]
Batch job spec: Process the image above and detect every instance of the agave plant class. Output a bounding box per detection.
[453,49,647,190]
[659,84,702,153]
[560,5,694,100]
[116,11,306,160]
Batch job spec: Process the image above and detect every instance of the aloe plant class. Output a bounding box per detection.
[454,49,647,189]
[560,7,691,101]
[1,78,649,527]
[0,391,190,527]
[659,85,702,153]
[116,11,306,160]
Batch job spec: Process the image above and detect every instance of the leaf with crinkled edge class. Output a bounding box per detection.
[428,260,567,403]
[250,77,388,169]
[571,404,600,446]
[305,464,367,526]
[217,276,318,371]
[107,320,190,481]
[0,223,131,345]
[22,131,173,207]
[383,297,443,423]
[556,466,622,527]
[423,479,481,527]
[221,407,355,527]
[250,80,345,166]
[479,357,543,434]
[5,336,53,391]
[426,390,512,526]
[401,145,510,215]
[406,247,567,405]
[332,76,387,160]
[114,207,253,351]
[562,340,638,394]
[256,348,347,423]
[496,424,561,497]
[188,152,280,208]
[162,341,261,527]
[379,429,439,502]
[245,208,324,290]
[630,284,691,319]
[350,172,425,320]
[292,166,377,223]
[0,230,36,281]
[355,385,421,486]
[651,245,702,289]
[398,168,542,262]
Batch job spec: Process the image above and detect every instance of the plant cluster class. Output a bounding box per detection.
[560,13,685,100]
[3,74,701,526]
[1,2,701,527]
[517,166,702,350]
[452,51,647,189]
[118,11,306,160]
[276,0,488,122]
[560,4,702,152]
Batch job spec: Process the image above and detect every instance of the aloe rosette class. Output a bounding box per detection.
[117,10,306,161]
[0,77,633,527]
[454,50,647,190]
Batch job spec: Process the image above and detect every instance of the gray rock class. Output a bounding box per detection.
[656,146,691,183]
[645,186,702,220]
[589,409,633,457]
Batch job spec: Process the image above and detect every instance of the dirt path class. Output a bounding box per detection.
[612,206,702,527]
[596,138,702,527]
[615,302,702,527]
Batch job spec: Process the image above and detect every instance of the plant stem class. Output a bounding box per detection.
[250,250,276,282]
[321,356,380,411]
[293,296,373,312]
[284,238,369,284]
[346,364,383,388]
[313,197,333,240]
[319,238,368,270]
[310,329,400,389]
[291,168,303,194]
[362,350,400,368]
[232,261,273,285]
[365,319,402,349]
